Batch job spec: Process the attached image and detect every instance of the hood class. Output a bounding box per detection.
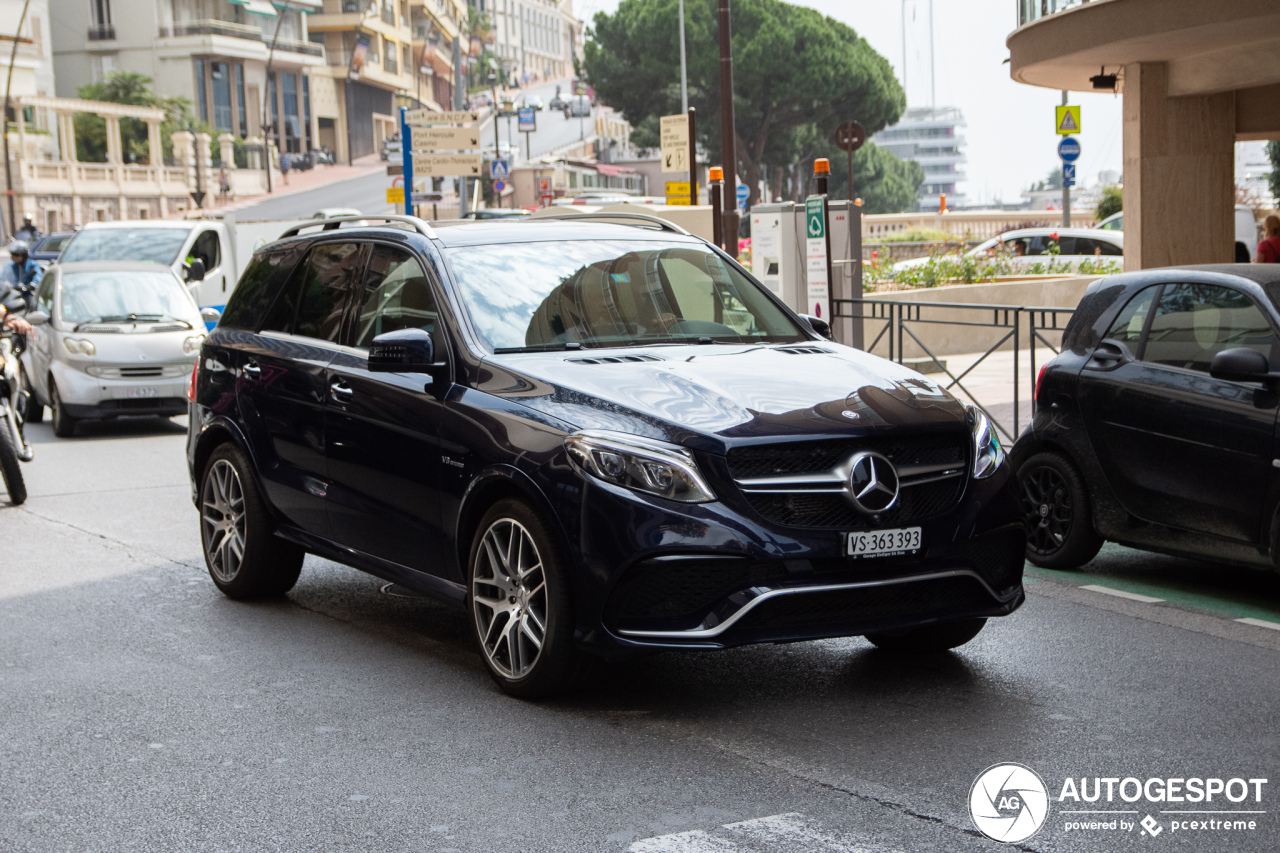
[477,343,968,453]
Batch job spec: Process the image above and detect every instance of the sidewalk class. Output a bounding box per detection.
[203,154,386,215]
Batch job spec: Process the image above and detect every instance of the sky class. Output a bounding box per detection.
[573,0,1126,205]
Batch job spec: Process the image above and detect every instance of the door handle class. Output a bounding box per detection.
[1085,340,1132,371]
[242,361,262,380]
[330,381,354,403]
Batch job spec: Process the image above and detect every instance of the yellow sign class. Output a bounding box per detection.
[386,186,405,204]
[1055,105,1081,135]
[665,181,696,205]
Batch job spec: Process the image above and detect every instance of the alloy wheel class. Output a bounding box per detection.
[1022,465,1072,556]
[472,518,548,680]
[201,459,247,583]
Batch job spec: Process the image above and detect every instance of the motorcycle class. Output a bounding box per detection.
[0,328,33,505]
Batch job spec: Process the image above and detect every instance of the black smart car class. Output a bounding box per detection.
[187,214,1026,697]
[1014,265,1280,571]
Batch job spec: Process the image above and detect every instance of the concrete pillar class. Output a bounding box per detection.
[104,116,121,163]
[147,120,163,167]
[171,130,194,196]
[194,132,212,202]
[218,133,236,169]
[1122,61,1236,270]
[58,112,78,162]
[244,136,264,170]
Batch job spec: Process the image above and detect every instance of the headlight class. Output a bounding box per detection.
[565,430,716,503]
[968,405,1005,479]
[63,337,96,356]
[183,334,206,354]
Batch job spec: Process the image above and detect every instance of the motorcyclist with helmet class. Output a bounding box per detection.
[1,241,42,313]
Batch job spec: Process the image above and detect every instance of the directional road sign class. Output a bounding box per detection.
[660,113,689,174]
[405,109,479,125]
[517,108,537,133]
[411,191,444,204]
[1057,136,1081,163]
[411,153,483,176]
[410,126,480,151]
[1055,104,1081,135]
[490,159,510,179]
[1062,163,1077,187]
[665,181,695,206]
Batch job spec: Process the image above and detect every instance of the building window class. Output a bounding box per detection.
[281,72,301,153]
[235,64,246,137]
[90,0,112,26]
[211,61,233,132]
[302,75,311,144]
[194,59,207,124]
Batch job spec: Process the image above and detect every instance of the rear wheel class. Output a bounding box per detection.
[50,380,77,438]
[865,618,986,652]
[199,443,303,599]
[0,414,26,505]
[1018,451,1103,569]
[467,499,585,699]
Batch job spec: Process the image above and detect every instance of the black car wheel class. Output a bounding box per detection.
[865,617,986,652]
[468,498,585,699]
[1018,451,1103,569]
[199,443,303,599]
[49,380,77,438]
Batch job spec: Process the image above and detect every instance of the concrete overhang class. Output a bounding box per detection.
[1008,0,1280,98]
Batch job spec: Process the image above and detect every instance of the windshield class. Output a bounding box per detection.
[59,269,194,326]
[60,228,190,265]
[446,240,806,352]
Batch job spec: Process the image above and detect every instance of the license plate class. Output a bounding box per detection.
[846,527,922,558]
[126,386,160,399]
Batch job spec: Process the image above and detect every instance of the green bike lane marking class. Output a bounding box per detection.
[1022,547,1280,626]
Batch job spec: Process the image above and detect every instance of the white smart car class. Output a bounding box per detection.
[892,227,1124,271]
[22,262,213,437]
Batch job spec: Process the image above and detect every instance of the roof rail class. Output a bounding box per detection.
[278,214,438,240]
[528,211,692,236]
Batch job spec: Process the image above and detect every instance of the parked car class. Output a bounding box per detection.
[520,94,545,111]
[564,95,592,118]
[549,94,567,111]
[187,214,1026,698]
[894,227,1123,272]
[1012,264,1280,571]
[28,231,76,267]
[22,262,212,437]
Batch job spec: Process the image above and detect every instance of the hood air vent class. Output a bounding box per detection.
[774,346,832,355]
[567,354,664,365]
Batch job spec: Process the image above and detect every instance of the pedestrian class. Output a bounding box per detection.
[279,153,291,186]
[1255,215,1280,263]
[13,215,40,243]
[218,167,231,204]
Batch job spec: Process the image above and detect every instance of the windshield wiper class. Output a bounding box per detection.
[493,342,587,353]
[74,313,192,332]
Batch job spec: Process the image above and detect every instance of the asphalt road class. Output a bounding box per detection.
[3,416,1280,852]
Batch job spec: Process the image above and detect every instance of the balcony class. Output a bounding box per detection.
[1016,0,1090,27]
[157,21,324,58]
[88,24,116,41]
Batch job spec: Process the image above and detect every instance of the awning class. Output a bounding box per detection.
[230,0,323,16]
[594,164,635,177]
[231,0,276,16]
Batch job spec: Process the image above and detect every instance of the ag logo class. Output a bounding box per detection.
[969,763,1049,843]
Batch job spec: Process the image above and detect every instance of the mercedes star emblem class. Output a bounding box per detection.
[848,451,900,514]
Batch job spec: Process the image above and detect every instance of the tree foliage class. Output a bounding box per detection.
[1267,141,1280,203]
[1095,184,1122,221]
[74,72,194,164]
[584,0,910,208]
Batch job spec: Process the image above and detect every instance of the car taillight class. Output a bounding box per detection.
[187,362,198,402]
[1034,364,1049,403]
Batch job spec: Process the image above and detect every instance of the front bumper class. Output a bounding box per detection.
[570,462,1026,652]
[52,360,190,419]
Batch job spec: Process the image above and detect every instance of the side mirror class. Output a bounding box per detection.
[799,313,833,341]
[26,311,49,326]
[200,307,222,325]
[1210,347,1273,382]
[368,328,448,381]
[185,258,206,283]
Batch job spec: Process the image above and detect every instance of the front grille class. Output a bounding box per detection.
[87,363,192,379]
[611,559,788,625]
[727,432,969,529]
[732,575,992,633]
[938,529,1025,593]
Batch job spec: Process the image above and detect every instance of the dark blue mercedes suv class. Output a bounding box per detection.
[187,214,1025,697]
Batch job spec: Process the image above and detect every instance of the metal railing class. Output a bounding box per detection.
[88,24,116,41]
[1017,0,1090,27]
[833,297,1076,442]
[157,21,323,57]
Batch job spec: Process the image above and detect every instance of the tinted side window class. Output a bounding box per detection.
[1103,286,1157,347]
[1078,237,1123,257]
[352,245,436,348]
[293,243,365,343]
[1143,284,1275,373]
[191,230,220,270]
[1053,236,1077,255]
[220,244,305,331]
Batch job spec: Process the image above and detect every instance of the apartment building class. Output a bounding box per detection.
[871,106,968,211]
[473,0,580,85]
[410,0,468,110]
[52,0,326,158]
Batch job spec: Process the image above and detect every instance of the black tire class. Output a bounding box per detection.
[1018,451,1103,569]
[50,380,77,438]
[467,498,586,699]
[199,443,303,599]
[865,617,986,653]
[0,415,26,505]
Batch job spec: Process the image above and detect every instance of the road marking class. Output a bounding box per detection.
[630,813,898,852]
[1235,617,1280,631]
[1080,584,1165,604]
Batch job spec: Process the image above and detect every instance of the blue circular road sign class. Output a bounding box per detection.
[1058,136,1081,163]
[494,179,506,192]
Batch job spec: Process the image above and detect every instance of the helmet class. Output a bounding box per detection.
[7,241,29,257]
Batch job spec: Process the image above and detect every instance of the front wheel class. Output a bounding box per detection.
[199,443,303,599]
[865,618,986,653]
[1018,451,1103,569]
[0,412,26,505]
[50,380,77,438]
[467,499,585,699]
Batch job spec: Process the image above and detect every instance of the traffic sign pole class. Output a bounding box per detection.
[400,107,413,217]
[687,107,696,207]
[1060,91,1071,228]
